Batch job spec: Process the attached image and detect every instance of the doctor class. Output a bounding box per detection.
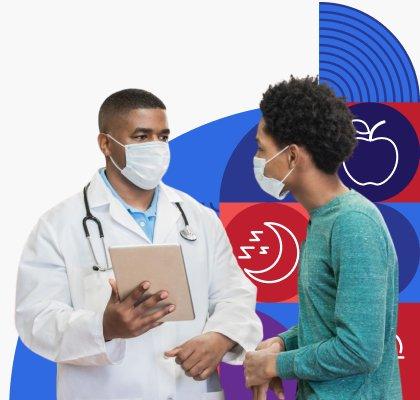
[15,88,262,400]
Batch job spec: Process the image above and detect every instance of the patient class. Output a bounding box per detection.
[243,76,402,400]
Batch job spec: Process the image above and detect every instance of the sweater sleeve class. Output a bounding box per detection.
[277,211,389,381]
[278,325,298,351]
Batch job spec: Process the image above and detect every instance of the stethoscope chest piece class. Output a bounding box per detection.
[180,225,197,241]
[175,202,197,241]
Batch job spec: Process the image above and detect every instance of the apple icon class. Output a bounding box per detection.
[343,118,399,186]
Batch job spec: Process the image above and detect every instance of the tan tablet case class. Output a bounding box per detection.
[109,244,195,322]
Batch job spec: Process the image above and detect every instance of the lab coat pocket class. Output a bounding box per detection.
[200,391,225,400]
[83,269,114,313]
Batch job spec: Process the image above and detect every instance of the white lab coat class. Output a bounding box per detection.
[15,170,262,400]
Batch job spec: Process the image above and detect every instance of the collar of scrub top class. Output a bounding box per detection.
[99,167,159,219]
[87,169,184,244]
[88,168,183,207]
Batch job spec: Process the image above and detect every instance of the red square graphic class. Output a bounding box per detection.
[397,303,420,399]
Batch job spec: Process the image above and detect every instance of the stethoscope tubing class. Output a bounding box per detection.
[82,182,197,272]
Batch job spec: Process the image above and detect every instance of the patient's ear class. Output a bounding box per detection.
[288,144,300,169]
[293,144,317,172]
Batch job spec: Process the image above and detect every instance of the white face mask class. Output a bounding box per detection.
[253,145,295,200]
[107,134,170,190]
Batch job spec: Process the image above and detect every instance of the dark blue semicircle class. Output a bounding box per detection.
[377,204,419,293]
[320,2,420,102]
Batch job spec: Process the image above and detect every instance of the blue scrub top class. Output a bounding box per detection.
[99,168,159,242]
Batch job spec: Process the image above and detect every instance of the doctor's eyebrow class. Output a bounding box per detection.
[131,127,171,135]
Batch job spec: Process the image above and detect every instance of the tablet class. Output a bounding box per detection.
[109,244,195,322]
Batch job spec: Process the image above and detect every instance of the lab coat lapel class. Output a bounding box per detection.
[153,182,183,244]
[87,171,183,244]
[87,170,151,243]
[108,197,151,243]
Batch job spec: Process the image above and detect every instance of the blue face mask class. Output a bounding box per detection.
[253,145,295,200]
[107,134,170,190]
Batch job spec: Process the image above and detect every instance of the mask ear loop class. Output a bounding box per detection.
[109,155,123,172]
[270,144,295,184]
[282,145,296,183]
[266,145,290,164]
[282,165,295,183]
[106,133,125,171]
[106,133,127,146]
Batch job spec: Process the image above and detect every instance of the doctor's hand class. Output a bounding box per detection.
[164,332,236,381]
[102,279,175,341]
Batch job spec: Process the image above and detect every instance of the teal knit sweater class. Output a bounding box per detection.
[277,189,402,399]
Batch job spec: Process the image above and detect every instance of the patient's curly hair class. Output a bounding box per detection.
[260,76,357,174]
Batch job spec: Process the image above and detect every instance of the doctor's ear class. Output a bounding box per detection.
[98,132,112,157]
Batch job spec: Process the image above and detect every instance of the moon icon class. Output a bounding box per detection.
[244,221,300,284]
[396,334,405,360]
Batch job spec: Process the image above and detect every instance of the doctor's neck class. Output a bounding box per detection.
[104,163,155,211]
[291,169,349,214]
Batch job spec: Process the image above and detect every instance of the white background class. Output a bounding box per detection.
[0,0,418,397]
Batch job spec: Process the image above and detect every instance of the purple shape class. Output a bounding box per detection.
[219,311,297,399]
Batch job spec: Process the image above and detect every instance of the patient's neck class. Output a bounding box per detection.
[292,169,349,214]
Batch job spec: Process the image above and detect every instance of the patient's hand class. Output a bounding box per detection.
[244,346,278,387]
[251,337,286,399]
[256,336,285,353]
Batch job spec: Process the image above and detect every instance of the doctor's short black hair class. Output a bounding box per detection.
[98,88,166,132]
[260,76,357,174]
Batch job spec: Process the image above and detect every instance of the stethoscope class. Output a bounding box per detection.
[82,182,197,272]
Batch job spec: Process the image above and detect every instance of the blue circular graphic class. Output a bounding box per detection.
[320,2,420,102]
[377,204,419,293]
